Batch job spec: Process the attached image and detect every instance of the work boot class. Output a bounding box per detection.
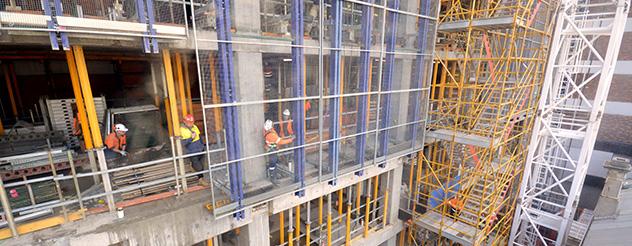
[198,178,209,187]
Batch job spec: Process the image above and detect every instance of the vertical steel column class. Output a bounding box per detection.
[214,0,245,219]
[328,0,342,185]
[378,0,400,158]
[355,0,374,174]
[135,0,151,53]
[409,0,430,148]
[52,0,69,49]
[145,0,159,53]
[291,0,306,195]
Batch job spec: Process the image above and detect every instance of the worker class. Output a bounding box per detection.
[264,119,294,183]
[180,114,208,186]
[447,197,463,218]
[104,124,128,159]
[280,100,311,137]
[281,109,294,137]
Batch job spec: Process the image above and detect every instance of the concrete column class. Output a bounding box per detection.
[237,209,270,246]
[393,59,413,141]
[234,52,266,184]
[594,159,632,218]
[232,0,266,185]
[234,0,261,35]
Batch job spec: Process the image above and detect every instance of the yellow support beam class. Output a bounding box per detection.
[295,205,301,240]
[338,189,343,223]
[66,50,94,149]
[207,238,213,246]
[162,49,181,137]
[345,203,351,246]
[280,211,285,244]
[2,64,18,118]
[364,195,370,237]
[0,119,3,135]
[0,210,84,240]
[165,98,174,136]
[174,52,188,117]
[209,55,222,132]
[72,46,103,147]
[183,55,193,114]
[383,190,389,227]
[327,211,332,246]
[318,196,323,226]
[288,229,294,246]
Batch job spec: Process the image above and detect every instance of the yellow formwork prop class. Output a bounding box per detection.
[161,49,181,137]
[280,211,285,244]
[174,52,188,117]
[65,50,94,149]
[72,46,103,147]
[295,205,301,240]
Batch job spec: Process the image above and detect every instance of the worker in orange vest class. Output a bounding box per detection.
[264,119,294,183]
[281,109,294,137]
[447,197,464,218]
[104,124,128,159]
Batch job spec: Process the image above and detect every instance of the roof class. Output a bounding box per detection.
[583,188,632,245]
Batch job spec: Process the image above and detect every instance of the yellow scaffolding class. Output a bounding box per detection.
[411,0,556,245]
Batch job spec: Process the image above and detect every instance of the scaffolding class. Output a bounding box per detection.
[509,0,630,245]
[409,0,556,245]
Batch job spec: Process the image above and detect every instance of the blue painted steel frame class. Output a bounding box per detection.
[214,0,245,219]
[136,0,159,53]
[355,0,374,176]
[378,0,400,159]
[291,0,306,196]
[145,0,159,53]
[44,0,70,50]
[410,0,431,148]
[328,0,342,185]
[135,0,152,53]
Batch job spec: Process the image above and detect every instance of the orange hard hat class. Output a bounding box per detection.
[184,114,195,123]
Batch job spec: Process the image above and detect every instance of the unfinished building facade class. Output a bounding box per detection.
[0,0,438,245]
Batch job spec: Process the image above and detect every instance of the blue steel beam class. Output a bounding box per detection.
[214,0,245,219]
[135,0,151,53]
[43,0,58,50]
[410,0,431,148]
[53,0,69,49]
[328,0,342,185]
[378,0,400,159]
[145,0,159,53]
[355,0,374,176]
[291,0,306,196]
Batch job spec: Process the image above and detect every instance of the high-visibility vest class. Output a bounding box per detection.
[181,124,201,142]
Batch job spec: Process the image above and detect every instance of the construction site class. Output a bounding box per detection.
[0,0,630,245]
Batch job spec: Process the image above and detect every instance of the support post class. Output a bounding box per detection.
[72,46,114,211]
[378,0,401,158]
[162,49,187,191]
[291,0,306,196]
[355,0,374,171]
[328,0,342,184]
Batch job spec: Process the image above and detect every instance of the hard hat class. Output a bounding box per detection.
[115,124,128,132]
[283,109,290,116]
[264,120,273,131]
[184,114,195,123]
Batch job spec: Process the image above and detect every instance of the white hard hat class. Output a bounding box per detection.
[264,120,273,131]
[283,109,290,116]
[115,124,128,132]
